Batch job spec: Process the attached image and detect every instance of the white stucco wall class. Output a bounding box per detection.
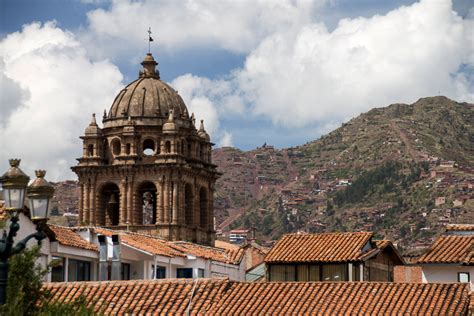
[422,265,474,290]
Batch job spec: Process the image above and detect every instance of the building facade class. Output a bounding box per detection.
[72,53,219,245]
[416,224,473,290]
[264,232,404,282]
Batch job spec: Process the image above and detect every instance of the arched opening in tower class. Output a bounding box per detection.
[185,184,194,226]
[199,187,208,229]
[100,182,120,226]
[138,181,157,225]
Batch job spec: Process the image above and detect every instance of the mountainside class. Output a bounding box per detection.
[213,96,473,249]
[50,96,473,251]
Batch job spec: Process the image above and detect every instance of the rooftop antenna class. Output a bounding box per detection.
[147,27,154,54]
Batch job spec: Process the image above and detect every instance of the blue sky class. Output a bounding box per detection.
[0,0,473,179]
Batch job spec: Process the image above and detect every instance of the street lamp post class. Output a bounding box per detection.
[0,159,54,305]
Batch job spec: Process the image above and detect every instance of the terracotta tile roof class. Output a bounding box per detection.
[92,228,242,263]
[43,280,470,315]
[264,232,374,263]
[93,228,184,258]
[213,282,470,315]
[446,224,474,232]
[48,225,98,252]
[43,278,229,315]
[417,235,474,264]
[171,241,244,264]
[215,240,246,263]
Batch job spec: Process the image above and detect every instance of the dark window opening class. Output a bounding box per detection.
[100,182,120,226]
[177,268,193,278]
[51,257,65,282]
[139,182,157,225]
[121,263,130,280]
[165,141,171,153]
[68,259,91,282]
[152,265,166,279]
[87,144,94,157]
[111,138,121,156]
[125,143,131,155]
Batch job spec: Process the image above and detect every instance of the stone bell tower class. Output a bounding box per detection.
[72,53,219,246]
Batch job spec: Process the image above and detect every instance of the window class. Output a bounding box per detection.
[142,139,155,156]
[269,265,296,281]
[198,268,205,278]
[458,272,470,283]
[322,264,347,281]
[177,268,193,278]
[121,263,130,280]
[51,257,65,282]
[152,265,166,279]
[111,138,121,156]
[68,259,91,281]
[87,144,94,157]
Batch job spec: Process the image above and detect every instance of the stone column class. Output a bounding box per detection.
[78,183,84,224]
[194,185,200,228]
[156,181,164,224]
[178,182,185,223]
[208,186,214,231]
[126,181,133,225]
[163,181,170,223]
[83,182,90,225]
[90,183,96,225]
[119,179,127,225]
[172,181,178,224]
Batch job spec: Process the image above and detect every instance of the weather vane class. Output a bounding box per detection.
[148,27,154,53]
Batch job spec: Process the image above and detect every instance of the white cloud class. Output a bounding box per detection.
[173,0,473,129]
[82,0,325,58]
[171,74,234,146]
[237,0,473,127]
[0,21,123,180]
[218,131,234,148]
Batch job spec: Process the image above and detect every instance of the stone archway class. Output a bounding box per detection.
[99,182,120,226]
[138,181,157,225]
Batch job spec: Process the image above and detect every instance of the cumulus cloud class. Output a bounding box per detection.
[82,0,325,58]
[176,0,474,129]
[171,73,236,146]
[0,21,123,180]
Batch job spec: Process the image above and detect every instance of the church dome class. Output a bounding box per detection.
[106,54,189,120]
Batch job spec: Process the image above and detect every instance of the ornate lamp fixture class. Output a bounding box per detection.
[0,159,55,305]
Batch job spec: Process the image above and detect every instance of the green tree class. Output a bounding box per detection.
[0,246,96,315]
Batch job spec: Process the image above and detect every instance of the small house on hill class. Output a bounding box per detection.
[264,232,403,282]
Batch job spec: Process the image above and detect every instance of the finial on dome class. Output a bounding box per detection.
[140,53,160,79]
[198,119,210,141]
[199,120,205,132]
[91,113,97,126]
[103,109,107,120]
[168,109,174,122]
